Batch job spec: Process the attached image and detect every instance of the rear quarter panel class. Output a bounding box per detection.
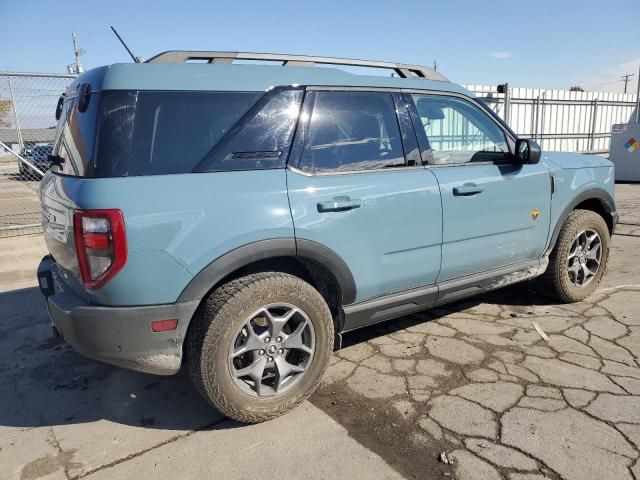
[48,170,293,306]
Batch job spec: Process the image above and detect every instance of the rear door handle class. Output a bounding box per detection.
[317,197,361,213]
[453,184,484,196]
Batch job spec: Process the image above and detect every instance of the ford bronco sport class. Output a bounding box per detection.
[38,51,617,423]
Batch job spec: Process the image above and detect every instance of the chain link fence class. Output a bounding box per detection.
[0,72,75,238]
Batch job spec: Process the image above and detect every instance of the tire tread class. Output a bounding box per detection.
[186,272,332,423]
[541,209,610,303]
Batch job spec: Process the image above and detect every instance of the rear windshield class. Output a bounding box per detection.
[52,89,302,177]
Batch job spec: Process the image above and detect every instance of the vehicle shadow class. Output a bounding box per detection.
[340,281,558,348]
[0,286,236,432]
[0,282,554,431]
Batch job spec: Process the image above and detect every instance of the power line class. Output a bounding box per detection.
[620,73,634,94]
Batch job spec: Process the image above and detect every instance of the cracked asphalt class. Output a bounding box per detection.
[1,183,639,480]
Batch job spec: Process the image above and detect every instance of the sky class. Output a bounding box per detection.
[1,0,639,93]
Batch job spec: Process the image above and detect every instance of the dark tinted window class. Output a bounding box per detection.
[196,89,303,172]
[54,90,298,177]
[301,92,405,172]
[94,91,137,177]
[128,91,261,175]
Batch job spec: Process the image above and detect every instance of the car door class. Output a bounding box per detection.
[407,92,551,282]
[287,89,443,304]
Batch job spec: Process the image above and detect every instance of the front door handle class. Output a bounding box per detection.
[453,184,484,196]
[317,197,361,213]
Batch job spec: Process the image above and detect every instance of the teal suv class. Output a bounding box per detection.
[38,51,617,422]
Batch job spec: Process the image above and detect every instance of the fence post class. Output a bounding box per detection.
[7,79,24,153]
[589,99,599,151]
[503,83,511,125]
[635,64,640,124]
[534,95,540,141]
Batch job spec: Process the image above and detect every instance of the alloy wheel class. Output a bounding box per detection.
[228,303,315,397]
[567,228,602,287]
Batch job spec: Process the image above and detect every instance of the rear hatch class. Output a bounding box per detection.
[40,85,99,297]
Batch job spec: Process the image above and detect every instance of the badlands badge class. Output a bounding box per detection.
[531,209,540,220]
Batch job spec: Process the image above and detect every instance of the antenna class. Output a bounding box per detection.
[110,26,142,63]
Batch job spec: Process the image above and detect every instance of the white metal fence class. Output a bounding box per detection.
[466,84,638,153]
[0,72,637,238]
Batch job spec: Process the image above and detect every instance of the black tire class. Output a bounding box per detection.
[186,272,334,423]
[541,209,610,303]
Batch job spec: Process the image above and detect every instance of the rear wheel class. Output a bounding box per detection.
[541,209,610,302]
[187,272,333,423]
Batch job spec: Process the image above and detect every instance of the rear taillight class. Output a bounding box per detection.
[73,209,127,290]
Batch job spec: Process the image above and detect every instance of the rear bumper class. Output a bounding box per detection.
[38,256,199,375]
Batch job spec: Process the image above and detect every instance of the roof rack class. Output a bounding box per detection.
[144,51,448,82]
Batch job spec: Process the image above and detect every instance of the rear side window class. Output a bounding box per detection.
[128,91,262,175]
[299,91,405,173]
[195,89,304,172]
[90,89,305,176]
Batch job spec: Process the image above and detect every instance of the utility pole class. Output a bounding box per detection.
[67,32,85,75]
[621,73,634,94]
[433,60,438,72]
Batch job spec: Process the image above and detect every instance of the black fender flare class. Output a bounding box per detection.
[546,188,617,254]
[177,238,357,305]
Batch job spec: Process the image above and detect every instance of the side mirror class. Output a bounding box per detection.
[515,139,541,164]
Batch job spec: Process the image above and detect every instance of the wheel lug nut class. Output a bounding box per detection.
[278,348,284,354]
[276,337,282,342]
[268,356,273,362]
[264,337,270,343]
[259,349,265,355]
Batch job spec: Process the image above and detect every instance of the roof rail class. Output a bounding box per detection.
[144,51,448,82]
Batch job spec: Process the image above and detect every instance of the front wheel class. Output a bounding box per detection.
[541,209,610,302]
[186,272,334,423]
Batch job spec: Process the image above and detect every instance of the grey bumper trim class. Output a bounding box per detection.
[39,257,199,375]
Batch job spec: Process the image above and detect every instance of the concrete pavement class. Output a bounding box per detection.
[0,235,403,480]
[1,184,639,480]
[316,186,640,480]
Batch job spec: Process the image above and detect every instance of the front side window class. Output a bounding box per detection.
[300,91,405,173]
[411,94,509,165]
